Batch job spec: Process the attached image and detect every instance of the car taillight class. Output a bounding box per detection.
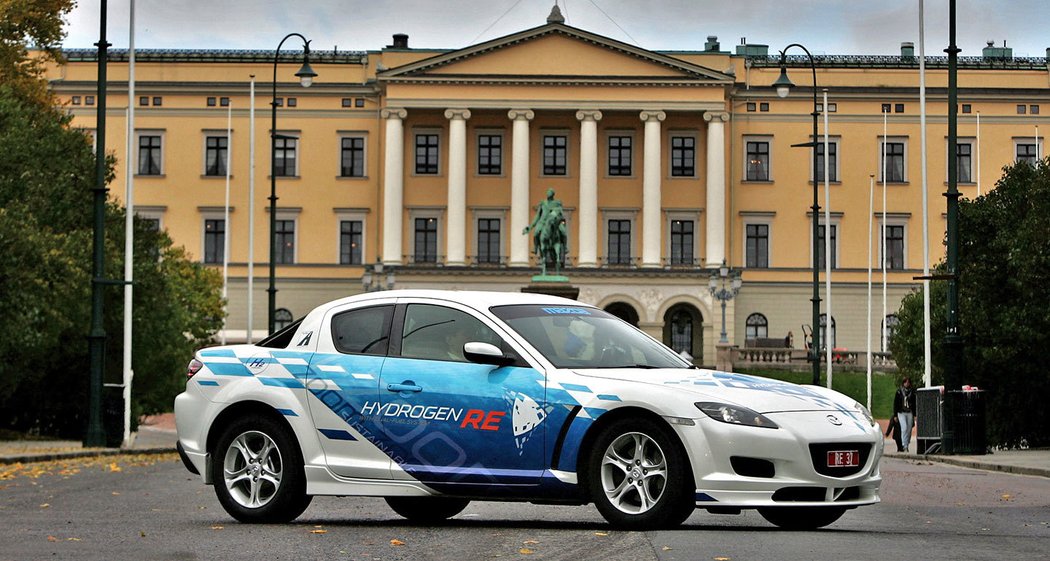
[187,358,204,378]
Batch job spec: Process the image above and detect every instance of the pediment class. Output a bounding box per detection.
[381,23,731,84]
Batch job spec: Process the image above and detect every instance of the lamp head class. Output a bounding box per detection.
[773,65,794,98]
[719,260,729,278]
[296,41,318,88]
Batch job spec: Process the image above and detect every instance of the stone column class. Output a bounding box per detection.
[640,110,666,268]
[381,108,407,265]
[576,110,602,267]
[444,109,471,266]
[508,109,534,267]
[704,111,729,267]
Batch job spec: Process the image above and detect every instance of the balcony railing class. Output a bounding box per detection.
[731,347,897,372]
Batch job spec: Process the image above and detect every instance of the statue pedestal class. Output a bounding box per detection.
[521,277,579,301]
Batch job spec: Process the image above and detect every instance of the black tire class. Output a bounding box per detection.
[211,414,312,523]
[385,496,470,523]
[758,506,846,530]
[587,417,695,530]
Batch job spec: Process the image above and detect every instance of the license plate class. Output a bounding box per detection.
[827,450,860,468]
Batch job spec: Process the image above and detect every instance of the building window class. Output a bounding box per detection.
[1017,104,1027,115]
[745,224,769,268]
[745,313,768,340]
[1016,143,1037,164]
[414,217,438,263]
[138,134,162,175]
[274,98,283,107]
[71,96,81,105]
[962,104,972,114]
[607,219,632,265]
[1032,105,1040,115]
[816,140,838,182]
[746,102,757,112]
[274,136,297,177]
[827,103,837,112]
[207,97,216,107]
[668,308,694,357]
[203,219,225,264]
[339,220,363,265]
[884,225,905,270]
[759,102,769,112]
[956,142,973,183]
[670,136,695,177]
[819,314,836,350]
[275,219,295,264]
[415,133,439,174]
[477,134,502,175]
[286,98,297,108]
[894,103,904,113]
[85,96,95,106]
[274,308,294,331]
[882,314,899,352]
[608,135,632,176]
[139,96,149,106]
[341,98,352,107]
[152,97,162,106]
[881,103,891,113]
[355,98,365,108]
[476,218,501,264]
[881,141,906,182]
[745,139,770,181]
[204,135,228,176]
[220,97,230,107]
[669,220,694,265]
[340,137,365,177]
[817,224,837,269]
[543,135,567,176]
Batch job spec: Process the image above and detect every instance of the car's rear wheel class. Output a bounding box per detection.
[211,414,312,523]
[385,497,470,523]
[758,506,846,529]
[588,417,695,529]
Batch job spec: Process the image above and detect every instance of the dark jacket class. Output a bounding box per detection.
[893,386,916,415]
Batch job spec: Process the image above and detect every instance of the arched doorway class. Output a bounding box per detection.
[662,304,703,365]
[604,302,639,327]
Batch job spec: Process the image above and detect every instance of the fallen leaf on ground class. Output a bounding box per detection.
[1001,494,1013,501]
[210,525,224,530]
[111,492,120,496]
[310,529,328,534]
[522,540,539,545]
[66,538,81,542]
[714,557,731,561]
[390,539,405,546]
[108,463,122,472]
[40,503,49,508]
[47,536,58,542]
[594,532,609,536]
[519,549,535,555]
[661,546,672,551]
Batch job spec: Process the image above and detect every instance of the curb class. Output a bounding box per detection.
[888,452,1050,479]
[0,447,176,465]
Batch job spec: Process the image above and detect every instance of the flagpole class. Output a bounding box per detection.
[919,0,932,387]
[221,102,232,345]
[822,89,832,389]
[867,174,874,410]
[882,111,888,355]
[247,76,256,343]
[121,0,136,448]
[976,112,981,196]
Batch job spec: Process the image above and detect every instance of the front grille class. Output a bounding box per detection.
[772,487,825,502]
[730,456,775,478]
[809,442,872,477]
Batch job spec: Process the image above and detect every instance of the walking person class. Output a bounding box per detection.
[893,377,916,452]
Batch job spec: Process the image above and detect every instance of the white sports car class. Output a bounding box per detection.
[175,290,882,529]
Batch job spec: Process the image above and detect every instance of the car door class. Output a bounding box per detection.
[376,301,547,491]
[305,300,394,479]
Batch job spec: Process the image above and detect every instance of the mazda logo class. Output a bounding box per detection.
[826,415,842,426]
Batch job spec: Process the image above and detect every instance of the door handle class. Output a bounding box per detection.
[387,382,422,393]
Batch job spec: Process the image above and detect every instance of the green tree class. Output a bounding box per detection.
[891,159,1050,447]
[0,0,75,108]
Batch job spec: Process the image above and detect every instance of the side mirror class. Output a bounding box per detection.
[463,342,511,366]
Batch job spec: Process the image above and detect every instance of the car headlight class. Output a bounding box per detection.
[854,401,876,427]
[695,402,779,429]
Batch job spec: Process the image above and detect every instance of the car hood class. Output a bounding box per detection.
[572,368,856,414]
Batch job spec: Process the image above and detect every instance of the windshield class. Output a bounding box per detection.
[491,305,690,369]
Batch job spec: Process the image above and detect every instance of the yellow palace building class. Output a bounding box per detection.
[46,9,1050,366]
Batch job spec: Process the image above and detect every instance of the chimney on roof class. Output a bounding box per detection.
[705,36,720,52]
[982,39,1012,61]
[391,33,409,49]
[547,4,565,24]
[900,42,915,61]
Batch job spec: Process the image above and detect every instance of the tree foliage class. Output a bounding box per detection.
[0,83,223,436]
[0,0,75,107]
[891,159,1050,447]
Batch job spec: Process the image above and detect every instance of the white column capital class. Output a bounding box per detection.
[444,108,472,120]
[381,107,407,120]
[639,110,666,122]
[508,109,535,121]
[575,109,603,122]
[703,110,730,123]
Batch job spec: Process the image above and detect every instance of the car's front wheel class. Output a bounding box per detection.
[758,506,846,529]
[211,414,312,523]
[588,417,695,529]
[385,497,470,523]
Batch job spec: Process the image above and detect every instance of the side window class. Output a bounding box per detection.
[401,304,501,362]
[331,305,394,355]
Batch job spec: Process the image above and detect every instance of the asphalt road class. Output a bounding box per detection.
[1,455,1048,561]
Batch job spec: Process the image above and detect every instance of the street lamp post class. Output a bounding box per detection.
[268,34,317,334]
[772,44,822,386]
[362,258,396,292]
[708,260,742,344]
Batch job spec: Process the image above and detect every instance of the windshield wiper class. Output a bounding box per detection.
[594,363,662,369]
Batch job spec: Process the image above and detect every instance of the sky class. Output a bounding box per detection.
[61,0,1050,58]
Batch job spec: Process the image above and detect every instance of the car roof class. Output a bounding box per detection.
[321,289,589,312]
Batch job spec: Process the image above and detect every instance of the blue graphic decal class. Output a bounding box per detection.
[206,363,252,377]
[318,428,357,441]
[541,307,591,315]
[275,408,298,417]
[584,407,608,420]
[197,380,219,387]
[200,349,237,358]
[259,377,305,389]
[560,383,592,393]
[695,492,718,502]
[596,394,621,402]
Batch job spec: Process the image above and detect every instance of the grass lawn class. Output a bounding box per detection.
[734,368,897,419]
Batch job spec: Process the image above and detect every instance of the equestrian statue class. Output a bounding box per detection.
[523,188,569,277]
